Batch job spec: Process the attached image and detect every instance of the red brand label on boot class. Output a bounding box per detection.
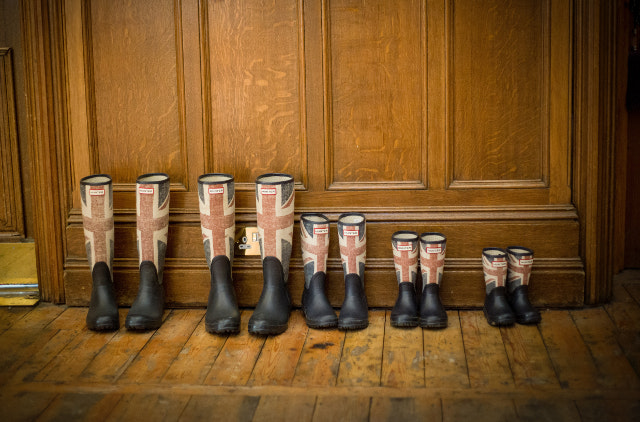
[209,187,224,194]
[314,227,328,235]
[89,188,105,196]
[344,229,359,237]
[519,258,533,265]
[397,242,413,251]
[492,260,507,268]
[426,247,442,254]
[138,187,154,195]
[261,187,277,195]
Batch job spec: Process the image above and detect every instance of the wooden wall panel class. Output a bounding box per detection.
[326,0,425,188]
[205,0,306,187]
[0,48,24,239]
[88,0,187,187]
[449,0,549,187]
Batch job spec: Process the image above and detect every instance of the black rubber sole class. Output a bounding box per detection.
[125,317,162,331]
[419,317,448,329]
[87,322,119,331]
[515,314,541,325]
[391,316,419,328]
[483,308,515,327]
[305,319,339,329]
[205,320,240,334]
[337,320,369,331]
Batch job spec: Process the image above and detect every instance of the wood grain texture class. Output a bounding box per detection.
[292,326,346,387]
[312,396,370,421]
[450,0,548,186]
[205,0,304,184]
[423,311,469,389]
[252,395,316,422]
[381,311,424,388]
[370,397,441,422]
[179,395,260,422]
[337,310,385,386]
[326,0,425,187]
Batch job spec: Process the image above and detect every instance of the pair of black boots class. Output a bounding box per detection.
[391,282,447,329]
[482,246,541,326]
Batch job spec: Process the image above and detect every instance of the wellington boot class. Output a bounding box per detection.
[86,262,119,331]
[508,285,541,325]
[125,261,164,330]
[205,255,240,334]
[483,286,515,326]
[338,274,368,330]
[419,283,448,329]
[390,282,419,328]
[248,257,291,335]
[302,272,338,328]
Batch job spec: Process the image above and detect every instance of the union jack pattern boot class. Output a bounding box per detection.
[249,173,295,335]
[419,232,448,328]
[337,212,368,330]
[300,213,337,328]
[198,173,240,334]
[125,173,170,331]
[81,174,118,331]
[390,231,419,327]
[482,247,515,326]
[507,246,541,324]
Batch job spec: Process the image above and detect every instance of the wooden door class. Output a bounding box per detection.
[21,0,619,307]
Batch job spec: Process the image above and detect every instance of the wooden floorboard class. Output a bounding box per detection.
[2,272,640,420]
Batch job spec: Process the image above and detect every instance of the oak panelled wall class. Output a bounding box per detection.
[50,0,589,307]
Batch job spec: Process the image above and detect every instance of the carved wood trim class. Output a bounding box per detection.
[573,0,618,304]
[0,48,25,239]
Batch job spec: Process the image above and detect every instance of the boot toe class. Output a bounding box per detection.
[206,316,240,334]
[419,314,448,329]
[125,314,162,331]
[248,316,288,336]
[515,310,541,325]
[391,313,419,328]
[483,307,515,326]
[87,314,119,331]
[305,313,338,329]
[337,315,368,331]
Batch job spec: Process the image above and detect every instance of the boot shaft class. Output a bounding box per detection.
[482,247,508,294]
[300,213,330,287]
[419,232,446,288]
[255,173,295,281]
[80,174,114,273]
[506,246,534,293]
[136,173,170,283]
[337,212,366,281]
[391,231,419,285]
[198,173,235,266]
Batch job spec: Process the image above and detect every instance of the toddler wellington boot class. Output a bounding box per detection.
[300,213,337,328]
[419,232,448,328]
[198,173,240,334]
[248,173,295,335]
[506,246,541,324]
[125,173,170,331]
[81,174,118,331]
[482,247,515,326]
[390,231,419,327]
[337,213,368,330]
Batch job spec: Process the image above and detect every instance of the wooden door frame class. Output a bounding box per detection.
[21,0,618,305]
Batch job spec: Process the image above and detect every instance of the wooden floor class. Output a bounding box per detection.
[1,273,640,421]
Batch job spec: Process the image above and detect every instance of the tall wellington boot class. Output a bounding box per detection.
[198,174,240,334]
[507,246,541,325]
[248,173,295,335]
[81,174,118,331]
[300,213,337,328]
[419,232,448,328]
[337,213,368,330]
[390,231,419,327]
[482,247,515,326]
[126,173,170,331]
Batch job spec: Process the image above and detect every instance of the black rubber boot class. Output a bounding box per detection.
[390,282,418,327]
[483,286,515,326]
[205,255,240,334]
[125,261,164,330]
[248,256,291,335]
[338,274,368,330]
[508,285,541,325]
[86,262,119,331]
[302,272,338,329]
[419,283,448,328]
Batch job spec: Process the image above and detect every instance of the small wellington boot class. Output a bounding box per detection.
[86,262,119,331]
[391,282,419,327]
[484,286,515,326]
[302,272,338,328]
[506,246,541,325]
[338,274,369,330]
[248,257,291,335]
[125,261,164,330]
[509,285,541,325]
[419,283,448,328]
[205,255,240,334]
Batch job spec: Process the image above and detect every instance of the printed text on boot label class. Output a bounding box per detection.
[209,187,224,194]
[138,187,154,195]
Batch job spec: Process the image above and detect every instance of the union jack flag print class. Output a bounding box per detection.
[338,213,366,281]
[392,231,419,284]
[198,174,235,266]
[136,174,170,282]
[81,175,114,272]
[420,232,446,287]
[482,248,508,293]
[300,214,330,286]
[507,246,534,292]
